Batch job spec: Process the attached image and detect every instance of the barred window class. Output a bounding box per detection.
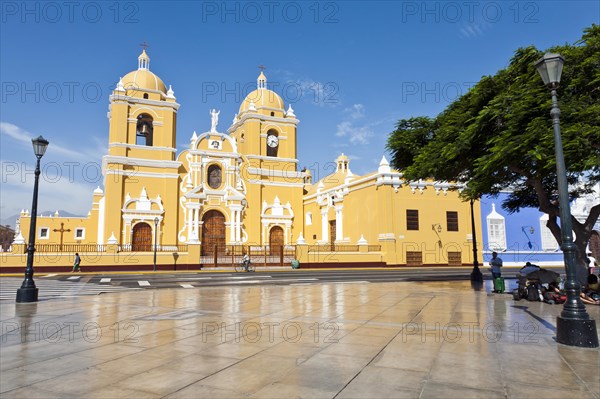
[448,251,462,266]
[406,251,423,266]
[446,211,459,232]
[406,209,419,230]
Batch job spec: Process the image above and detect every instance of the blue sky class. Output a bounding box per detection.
[0,1,597,221]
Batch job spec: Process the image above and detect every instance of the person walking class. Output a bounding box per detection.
[72,253,81,272]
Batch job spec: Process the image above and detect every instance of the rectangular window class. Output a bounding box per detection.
[39,228,49,239]
[448,252,462,266]
[306,212,312,226]
[406,210,419,230]
[75,228,85,239]
[406,251,423,266]
[446,211,459,232]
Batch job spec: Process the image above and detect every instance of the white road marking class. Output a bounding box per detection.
[100,278,111,283]
[178,284,194,289]
[138,280,151,286]
[67,276,80,280]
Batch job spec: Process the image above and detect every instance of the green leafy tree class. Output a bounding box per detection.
[387,25,600,283]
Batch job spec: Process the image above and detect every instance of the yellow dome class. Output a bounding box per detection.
[121,69,167,93]
[239,88,284,113]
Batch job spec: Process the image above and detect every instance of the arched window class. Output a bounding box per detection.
[486,204,506,251]
[136,114,153,146]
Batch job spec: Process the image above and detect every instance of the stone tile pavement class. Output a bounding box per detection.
[1,280,598,398]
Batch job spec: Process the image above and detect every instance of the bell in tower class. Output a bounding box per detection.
[136,114,154,146]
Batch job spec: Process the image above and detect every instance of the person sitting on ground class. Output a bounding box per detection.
[547,280,562,294]
[579,274,600,305]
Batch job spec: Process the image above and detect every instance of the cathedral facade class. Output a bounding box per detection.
[5,50,483,270]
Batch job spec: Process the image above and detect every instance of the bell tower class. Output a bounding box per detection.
[99,49,181,247]
[227,70,306,246]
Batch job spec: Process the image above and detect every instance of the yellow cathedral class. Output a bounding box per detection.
[4,50,482,271]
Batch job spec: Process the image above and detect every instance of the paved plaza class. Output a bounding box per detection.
[1,279,599,398]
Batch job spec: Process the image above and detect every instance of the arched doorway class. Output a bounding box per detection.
[202,210,226,256]
[132,222,152,252]
[269,226,284,256]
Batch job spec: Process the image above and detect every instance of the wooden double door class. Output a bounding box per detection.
[132,222,152,252]
[202,210,226,256]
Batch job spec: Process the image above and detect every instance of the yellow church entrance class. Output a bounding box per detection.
[132,223,152,252]
[269,226,284,256]
[202,210,226,257]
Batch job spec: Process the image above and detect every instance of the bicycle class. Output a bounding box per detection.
[235,259,255,272]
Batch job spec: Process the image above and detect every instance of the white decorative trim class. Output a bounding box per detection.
[12,232,25,244]
[103,155,182,169]
[74,228,85,240]
[97,196,105,245]
[248,180,305,188]
[38,227,50,240]
[105,170,180,179]
[245,155,299,163]
[109,143,177,153]
[110,94,181,111]
[228,113,299,132]
[378,233,396,242]
[107,232,118,245]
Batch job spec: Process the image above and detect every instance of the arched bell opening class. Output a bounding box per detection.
[136,113,154,146]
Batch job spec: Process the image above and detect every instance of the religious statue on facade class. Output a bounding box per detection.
[210,109,220,132]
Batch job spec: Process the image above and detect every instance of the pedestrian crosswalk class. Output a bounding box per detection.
[0,277,139,301]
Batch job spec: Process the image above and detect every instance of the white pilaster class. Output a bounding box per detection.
[321,209,328,242]
[235,210,241,242]
[335,205,343,241]
[193,207,199,239]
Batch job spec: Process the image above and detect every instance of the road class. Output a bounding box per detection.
[0,266,566,300]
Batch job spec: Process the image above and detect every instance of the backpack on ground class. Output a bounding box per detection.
[526,283,541,301]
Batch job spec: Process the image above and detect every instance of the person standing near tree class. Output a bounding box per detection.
[489,251,503,279]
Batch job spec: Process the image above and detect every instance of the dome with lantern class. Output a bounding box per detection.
[120,49,167,94]
[239,71,285,114]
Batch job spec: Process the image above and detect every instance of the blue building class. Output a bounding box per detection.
[480,183,600,267]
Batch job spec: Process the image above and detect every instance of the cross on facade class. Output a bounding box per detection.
[258,65,266,72]
[140,41,149,51]
[53,222,71,251]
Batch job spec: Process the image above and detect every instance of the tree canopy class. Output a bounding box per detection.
[386,25,600,282]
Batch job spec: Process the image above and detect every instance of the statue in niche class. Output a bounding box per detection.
[208,165,222,189]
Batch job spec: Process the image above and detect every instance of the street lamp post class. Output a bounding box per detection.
[470,199,483,282]
[153,217,159,272]
[16,136,49,303]
[535,53,598,348]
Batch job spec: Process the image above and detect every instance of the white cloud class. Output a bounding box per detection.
[0,166,96,219]
[1,122,106,162]
[344,104,365,119]
[459,22,488,39]
[335,104,374,145]
[1,122,107,220]
[335,121,374,145]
